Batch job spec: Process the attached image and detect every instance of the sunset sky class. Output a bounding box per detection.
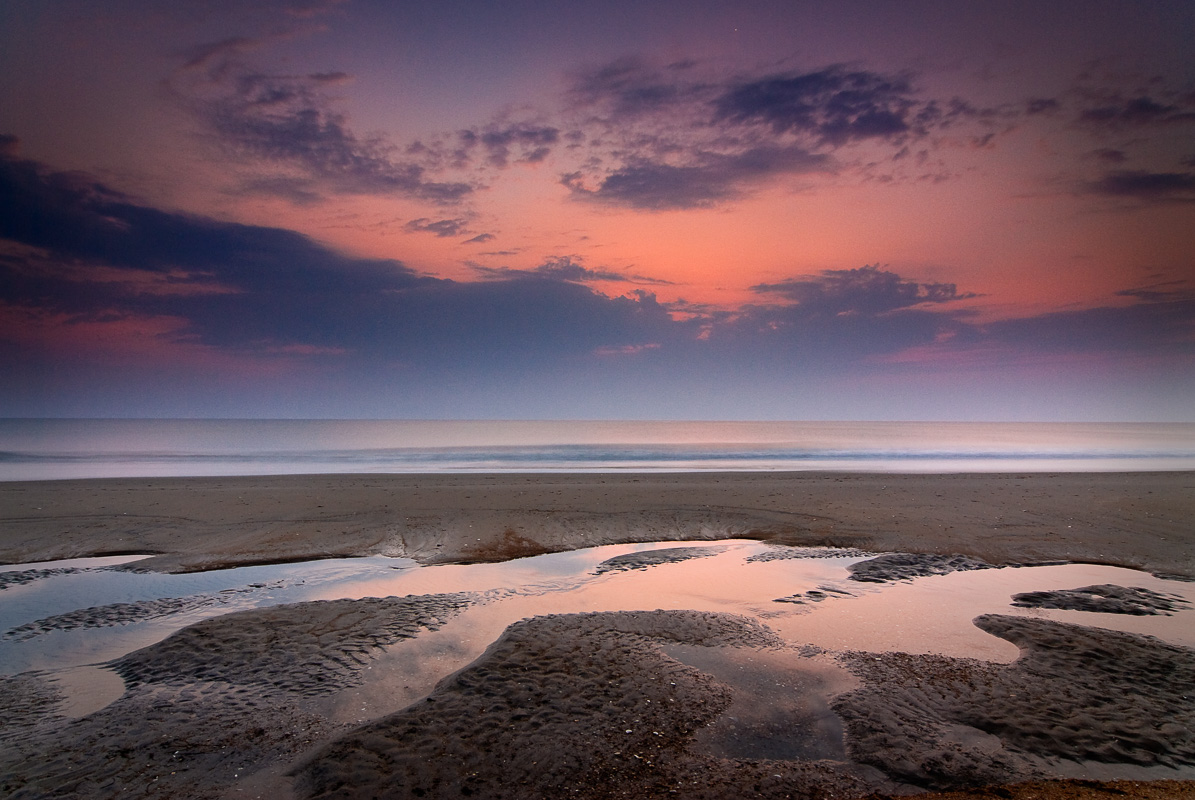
[2,0,1192,420]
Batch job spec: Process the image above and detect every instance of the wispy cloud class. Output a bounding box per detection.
[472,255,673,285]
[1078,95,1195,128]
[1085,170,1195,203]
[405,217,473,237]
[171,38,472,204]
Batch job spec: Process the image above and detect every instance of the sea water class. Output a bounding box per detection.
[2,419,1193,481]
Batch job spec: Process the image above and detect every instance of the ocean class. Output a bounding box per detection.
[1,419,1193,481]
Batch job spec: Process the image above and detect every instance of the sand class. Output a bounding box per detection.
[1,471,1191,576]
[1,471,1194,799]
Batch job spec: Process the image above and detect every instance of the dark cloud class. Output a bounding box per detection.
[677,263,983,366]
[1079,95,1195,127]
[172,42,472,204]
[567,57,707,118]
[405,218,471,237]
[0,150,679,367]
[752,265,977,315]
[180,36,262,71]
[6,148,1188,415]
[1086,170,1195,202]
[473,255,672,285]
[562,145,829,210]
[282,0,349,20]
[1026,98,1061,115]
[464,233,495,244]
[561,60,1007,211]
[234,175,326,205]
[1090,148,1128,164]
[0,148,437,352]
[983,296,1195,355]
[457,124,560,168]
[1115,280,1195,305]
[712,67,919,145]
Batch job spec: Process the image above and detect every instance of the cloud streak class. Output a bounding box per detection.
[472,255,673,285]
[405,218,473,237]
[172,38,472,204]
[1086,170,1195,203]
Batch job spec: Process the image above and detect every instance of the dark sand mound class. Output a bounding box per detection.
[295,609,887,800]
[0,594,471,799]
[3,582,286,641]
[774,585,857,604]
[0,566,91,590]
[593,546,723,574]
[747,546,875,562]
[112,594,471,693]
[1011,584,1190,615]
[848,552,1002,583]
[834,615,1195,791]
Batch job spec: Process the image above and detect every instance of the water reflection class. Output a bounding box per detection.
[3,541,1194,721]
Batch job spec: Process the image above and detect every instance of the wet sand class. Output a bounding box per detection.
[1,472,1191,576]
[1,471,1193,799]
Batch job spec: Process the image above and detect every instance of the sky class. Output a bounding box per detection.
[1,0,1193,421]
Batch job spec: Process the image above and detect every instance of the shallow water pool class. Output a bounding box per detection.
[2,541,1193,718]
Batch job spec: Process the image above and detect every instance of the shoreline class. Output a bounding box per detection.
[2,471,1191,576]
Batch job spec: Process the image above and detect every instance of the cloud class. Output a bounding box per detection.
[752,264,978,315]
[1115,279,1195,304]
[464,233,495,244]
[457,124,560,168]
[1090,148,1128,163]
[1079,95,1195,128]
[0,147,433,354]
[562,145,829,210]
[1086,170,1195,202]
[567,57,707,118]
[1025,98,1062,115]
[560,60,1006,210]
[0,150,682,369]
[6,148,1189,417]
[171,40,472,204]
[982,295,1195,355]
[711,67,920,145]
[405,218,471,237]
[473,255,672,285]
[594,342,660,356]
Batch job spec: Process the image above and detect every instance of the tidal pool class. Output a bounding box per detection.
[2,540,1193,721]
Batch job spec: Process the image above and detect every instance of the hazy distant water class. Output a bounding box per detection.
[1,419,1193,481]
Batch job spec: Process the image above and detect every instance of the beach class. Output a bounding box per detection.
[1,471,1193,799]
